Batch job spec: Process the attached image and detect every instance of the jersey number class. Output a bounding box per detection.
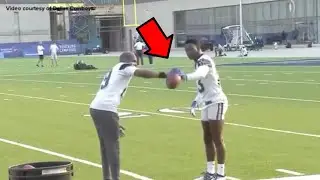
[100,71,112,89]
[197,79,221,93]
[197,80,205,93]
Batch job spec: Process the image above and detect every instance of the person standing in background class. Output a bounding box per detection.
[134,40,144,65]
[143,46,153,65]
[50,42,59,67]
[36,42,45,67]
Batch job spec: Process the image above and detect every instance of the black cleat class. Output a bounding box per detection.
[199,172,215,180]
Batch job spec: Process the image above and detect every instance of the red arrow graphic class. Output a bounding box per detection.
[136,17,173,59]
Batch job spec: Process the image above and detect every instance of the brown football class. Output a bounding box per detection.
[166,73,181,89]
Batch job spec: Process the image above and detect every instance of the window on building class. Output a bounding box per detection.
[174,11,186,32]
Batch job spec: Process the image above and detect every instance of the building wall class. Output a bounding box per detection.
[125,0,320,47]
[318,1,320,43]
[0,4,50,43]
[87,16,100,48]
[124,0,274,47]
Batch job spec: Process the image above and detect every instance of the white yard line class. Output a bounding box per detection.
[0,79,320,103]
[223,78,320,85]
[276,169,304,176]
[260,174,320,180]
[121,114,149,119]
[0,137,152,180]
[194,176,240,180]
[0,92,320,139]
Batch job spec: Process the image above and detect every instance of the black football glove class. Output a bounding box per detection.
[158,72,167,78]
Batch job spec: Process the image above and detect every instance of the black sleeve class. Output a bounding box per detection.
[119,63,133,70]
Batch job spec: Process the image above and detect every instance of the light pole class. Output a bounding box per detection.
[239,0,243,45]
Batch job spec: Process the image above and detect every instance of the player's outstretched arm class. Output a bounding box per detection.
[182,65,210,81]
[133,69,167,79]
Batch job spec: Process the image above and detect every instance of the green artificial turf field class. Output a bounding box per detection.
[0,56,319,180]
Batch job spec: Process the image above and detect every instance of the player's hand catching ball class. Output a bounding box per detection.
[166,68,184,89]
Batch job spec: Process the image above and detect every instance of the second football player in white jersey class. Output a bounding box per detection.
[36,42,45,67]
[89,52,167,180]
[178,39,228,180]
[50,42,59,67]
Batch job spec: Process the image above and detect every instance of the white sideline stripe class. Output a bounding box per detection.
[276,169,304,176]
[0,79,320,103]
[0,92,320,139]
[0,137,152,180]
[260,175,320,180]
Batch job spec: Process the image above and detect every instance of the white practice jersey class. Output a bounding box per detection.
[90,62,137,113]
[37,45,44,55]
[50,44,59,54]
[194,54,227,105]
[134,42,144,50]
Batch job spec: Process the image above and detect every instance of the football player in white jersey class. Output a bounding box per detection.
[180,39,228,180]
[50,42,59,67]
[36,42,45,67]
[89,52,167,180]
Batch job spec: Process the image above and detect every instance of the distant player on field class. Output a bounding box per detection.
[89,52,167,180]
[134,40,145,65]
[178,39,228,180]
[36,42,45,67]
[50,42,59,67]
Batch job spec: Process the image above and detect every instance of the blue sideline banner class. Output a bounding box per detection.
[0,39,81,58]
